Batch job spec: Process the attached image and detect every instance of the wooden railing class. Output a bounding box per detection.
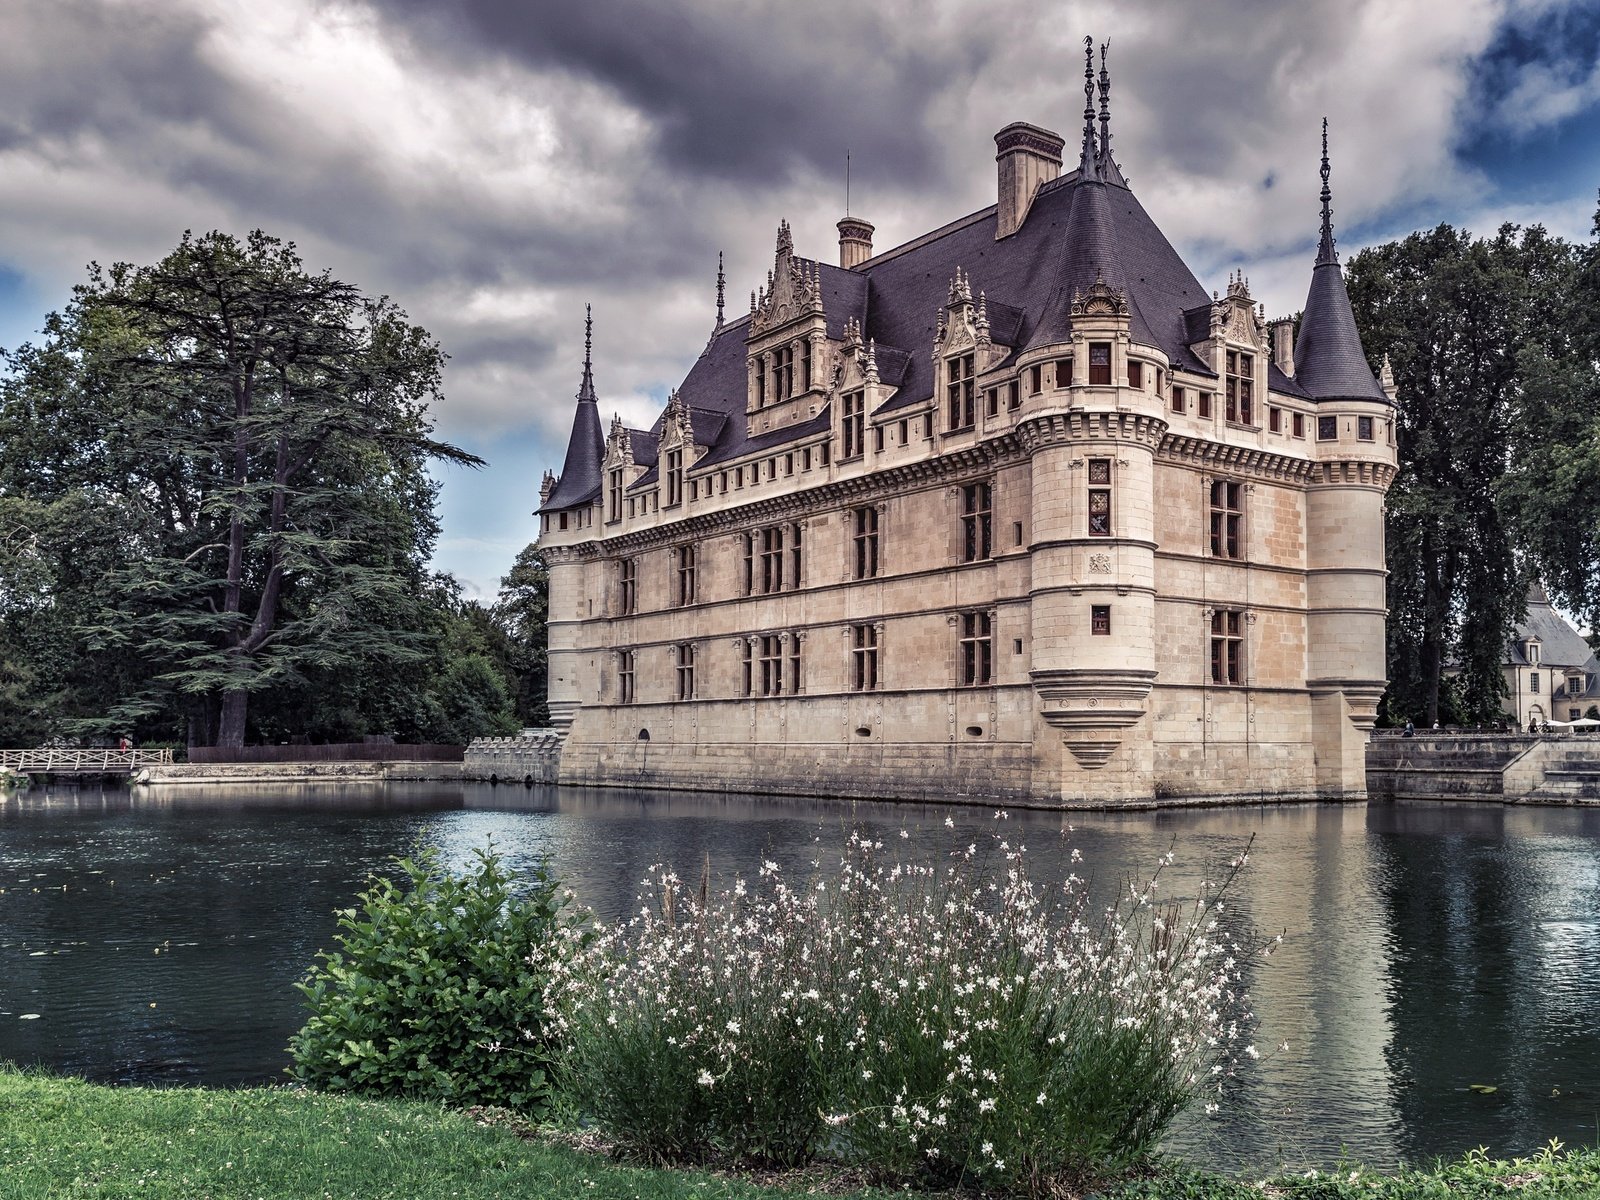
[0,748,173,774]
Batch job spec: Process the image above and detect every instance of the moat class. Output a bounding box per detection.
[2,783,1597,1172]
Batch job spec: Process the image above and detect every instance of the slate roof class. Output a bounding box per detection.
[541,343,605,511]
[544,117,1375,510]
[1508,582,1600,677]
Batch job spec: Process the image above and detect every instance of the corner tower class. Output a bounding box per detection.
[538,306,606,731]
[1295,123,1397,795]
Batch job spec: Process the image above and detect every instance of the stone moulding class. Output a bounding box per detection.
[1030,666,1158,768]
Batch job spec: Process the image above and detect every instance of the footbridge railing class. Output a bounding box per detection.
[0,748,173,775]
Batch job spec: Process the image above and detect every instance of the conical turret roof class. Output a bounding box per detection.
[542,306,606,511]
[1293,121,1388,403]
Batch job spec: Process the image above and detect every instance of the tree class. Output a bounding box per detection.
[1499,205,1600,634]
[0,231,480,746]
[493,544,550,727]
[1347,223,1578,723]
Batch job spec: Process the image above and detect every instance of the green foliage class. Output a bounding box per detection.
[493,544,551,726]
[554,827,1256,1189]
[1348,222,1579,723]
[0,229,481,748]
[289,844,568,1113]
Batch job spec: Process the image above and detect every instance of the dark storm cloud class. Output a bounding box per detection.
[367,0,996,187]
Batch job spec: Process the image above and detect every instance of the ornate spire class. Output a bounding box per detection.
[1079,35,1097,178]
[1097,40,1111,170]
[578,303,596,402]
[1317,117,1336,266]
[776,219,793,257]
[715,251,725,330]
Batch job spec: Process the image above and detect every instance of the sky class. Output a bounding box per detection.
[3,0,1600,600]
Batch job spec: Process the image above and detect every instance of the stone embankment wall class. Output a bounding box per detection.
[462,731,565,784]
[1367,734,1600,804]
[144,761,461,785]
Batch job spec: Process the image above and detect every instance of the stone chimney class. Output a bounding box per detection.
[1270,317,1296,377]
[837,216,875,268]
[994,121,1065,240]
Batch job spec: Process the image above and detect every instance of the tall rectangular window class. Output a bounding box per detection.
[1055,357,1074,388]
[617,649,636,704]
[747,523,803,594]
[947,353,976,430]
[619,557,637,615]
[1293,412,1305,438]
[961,481,993,563]
[798,340,811,392]
[1172,386,1186,414]
[1210,610,1244,685]
[1199,391,1213,419]
[1088,458,1112,537]
[842,390,865,458]
[789,635,802,694]
[1092,604,1111,635]
[852,505,880,579]
[1357,415,1375,441]
[1007,380,1021,410]
[761,525,785,594]
[674,543,697,606]
[1030,364,1043,394]
[985,387,999,418]
[665,448,684,507]
[742,639,754,696]
[1128,361,1143,390]
[755,354,767,408]
[607,467,623,523]
[959,610,993,686]
[759,634,784,696]
[1269,406,1282,433]
[676,643,696,701]
[851,624,880,691]
[1225,350,1254,425]
[1089,342,1111,385]
[1209,481,1243,559]
[1530,671,1541,693]
[773,345,794,401]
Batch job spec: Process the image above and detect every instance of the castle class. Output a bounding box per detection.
[535,45,1398,806]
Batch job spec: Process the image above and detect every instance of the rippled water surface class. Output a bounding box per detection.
[2,783,1598,1171]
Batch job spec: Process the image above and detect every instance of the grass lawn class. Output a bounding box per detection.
[2,1066,1598,1199]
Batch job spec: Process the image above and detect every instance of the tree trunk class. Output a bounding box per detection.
[217,689,248,749]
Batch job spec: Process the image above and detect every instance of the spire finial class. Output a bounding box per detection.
[1097,40,1112,170]
[1317,117,1336,265]
[1080,35,1097,178]
[577,303,596,402]
[715,251,725,330]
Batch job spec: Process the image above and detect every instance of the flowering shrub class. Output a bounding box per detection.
[290,844,569,1113]
[552,819,1266,1192]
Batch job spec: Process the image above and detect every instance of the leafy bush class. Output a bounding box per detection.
[289,843,568,1112]
[552,819,1264,1192]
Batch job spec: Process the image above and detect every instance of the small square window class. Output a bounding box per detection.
[1318,415,1337,440]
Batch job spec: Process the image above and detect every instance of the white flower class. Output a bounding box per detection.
[725,1019,741,1034]
[696,1070,715,1087]
[862,1068,873,1080]
[978,1098,996,1113]
[1036,1092,1047,1105]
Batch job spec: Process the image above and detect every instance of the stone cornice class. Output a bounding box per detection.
[1157,434,1318,483]
[1015,410,1168,452]
[1310,460,1398,488]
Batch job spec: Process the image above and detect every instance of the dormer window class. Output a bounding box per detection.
[1089,343,1111,385]
[946,353,975,430]
[798,340,811,392]
[665,448,684,507]
[755,355,768,408]
[607,467,623,524]
[841,390,865,459]
[772,346,794,402]
[1526,640,1540,665]
[1225,350,1254,425]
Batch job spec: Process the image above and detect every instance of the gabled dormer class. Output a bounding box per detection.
[1068,271,1132,389]
[602,413,647,526]
[747,220,831,438]
[933,269,1010,432]
[833,316,894,462]
[657,389,699,511]
[1194,273,1268,427]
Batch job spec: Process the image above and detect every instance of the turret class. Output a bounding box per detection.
[1295,122,1397,795]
